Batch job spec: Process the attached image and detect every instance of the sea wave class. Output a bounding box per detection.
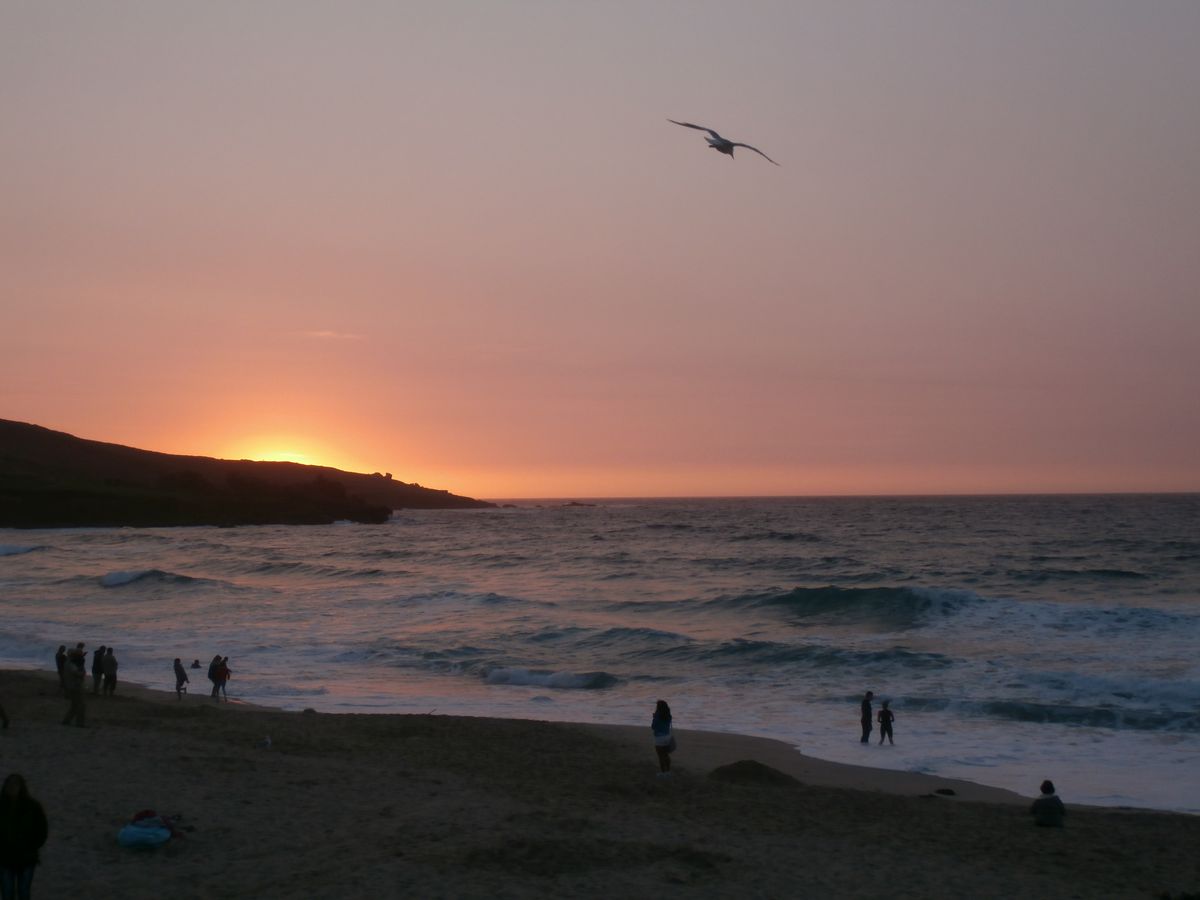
[900,695,1200,732]
[99,569,207,588]
[243,560,390,580]
[1008,567,1150,583]
[729,530,822,543]
[713,585,980,629]
[660,639,953,670]
[483,667,619,690]
[0,545,44,556]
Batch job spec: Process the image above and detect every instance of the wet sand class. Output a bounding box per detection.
[1,669,1196,898]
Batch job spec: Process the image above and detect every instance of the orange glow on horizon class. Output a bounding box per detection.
[219,434,369,474]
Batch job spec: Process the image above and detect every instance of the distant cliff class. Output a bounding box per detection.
[0,419,493,527]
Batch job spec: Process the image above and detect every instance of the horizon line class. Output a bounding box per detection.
[478,490,1200,503]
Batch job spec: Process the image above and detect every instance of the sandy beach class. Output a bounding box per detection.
[1,669,1196,899]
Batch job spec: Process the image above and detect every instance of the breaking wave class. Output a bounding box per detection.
[483,667,619,690]
[99,569,207,588]
[712,585,980,628]
[0,544,44,556]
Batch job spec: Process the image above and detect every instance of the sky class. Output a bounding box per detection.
[3,1,1198,499]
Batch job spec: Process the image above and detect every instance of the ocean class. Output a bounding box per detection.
[2,495,1197,812]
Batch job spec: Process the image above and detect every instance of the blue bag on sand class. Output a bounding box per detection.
[117,811,174,848]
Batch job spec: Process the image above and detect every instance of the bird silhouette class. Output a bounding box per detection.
[668,119,779,165]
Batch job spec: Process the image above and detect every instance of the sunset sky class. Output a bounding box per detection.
[3,2,1197,499]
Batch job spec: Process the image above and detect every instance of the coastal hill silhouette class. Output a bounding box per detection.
[0,419,493,527]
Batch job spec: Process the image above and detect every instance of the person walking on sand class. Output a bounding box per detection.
[102,647,118,696]
[174,658,189,698]
[1030,779,1066,827]
[0,773,49,900]
[62,645,86,727]
[91,645,106,695]
[860,691,874,743]
[877,699,895,745]
[54,646,67,696]
[651,700,675,776]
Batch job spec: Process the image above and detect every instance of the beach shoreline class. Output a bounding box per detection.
[2,667,1196,898]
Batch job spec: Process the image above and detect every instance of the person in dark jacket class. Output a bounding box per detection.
[207,654,222,700]
[102,648,118,696]
[860,691,874,743]
[1030,779,1066,827]
[0,773,49,900]
[91,646,106,695]
[54,646,67,696]
[62,645,86,727]
[651,700,674,775]
[174,658,190,698]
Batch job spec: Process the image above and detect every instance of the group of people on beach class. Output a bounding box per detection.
[54,643,119,701]
[202,655,232,702]
[170,654,232,702]
[52,643,120,728]
[860,690,895,745]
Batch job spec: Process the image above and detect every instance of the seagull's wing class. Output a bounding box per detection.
[731,142,780,166]
[667,119,723,140]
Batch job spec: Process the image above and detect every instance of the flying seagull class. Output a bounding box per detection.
[668,119,780,165]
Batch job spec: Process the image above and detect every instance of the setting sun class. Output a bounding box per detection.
[223,436,353,471]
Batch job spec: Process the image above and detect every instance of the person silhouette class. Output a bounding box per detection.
[0,773,49,900]
[877,699,895,745]
[651,700,675,776]
[860,691,874,743]
[174,658,190,699]
[1030,779,1066,827]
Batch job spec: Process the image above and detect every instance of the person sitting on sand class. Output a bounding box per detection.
[1030,779,1066,827]
[174,658,189,698]
[0,773,49,900]
[877,699,895,745]
[651,700,675,776]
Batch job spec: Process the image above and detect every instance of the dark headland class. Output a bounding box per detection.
[0,419,493,527]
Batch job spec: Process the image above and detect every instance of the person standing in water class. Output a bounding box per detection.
[877,699,895,745]
[860,691,874,743]
[651,700,675,776]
